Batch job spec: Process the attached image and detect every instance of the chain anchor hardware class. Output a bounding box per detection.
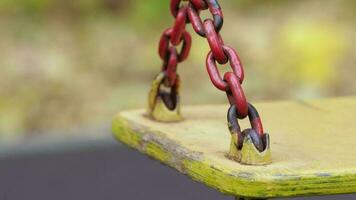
[148,72,182,122]
[227,104,271,165]
[148,0,272,165]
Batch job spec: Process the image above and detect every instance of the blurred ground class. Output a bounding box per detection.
[0,139,355,200]
[1,0,356,139]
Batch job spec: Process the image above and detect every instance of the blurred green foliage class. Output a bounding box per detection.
[0,0,355,139]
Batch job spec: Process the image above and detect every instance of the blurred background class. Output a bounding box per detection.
[1,0,356,146]
[1,1,356,199]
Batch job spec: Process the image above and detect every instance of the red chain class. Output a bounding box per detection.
[156,0,265,143]
[158,0,192,87]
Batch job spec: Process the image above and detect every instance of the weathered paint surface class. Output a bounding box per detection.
[112,97,356,198]
[148,72,182,122]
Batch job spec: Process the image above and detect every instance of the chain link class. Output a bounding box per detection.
[206,45,244,91]
[154,0,266,151]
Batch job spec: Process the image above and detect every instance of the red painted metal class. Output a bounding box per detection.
[190,0,208,10]
[206,45,244,91]
[204,19,227,64]
[170,0,182,17]
[205,0,224,32]
[187,5,205,36]
[224,72,248,119]
[187,1,223,37]
[227,104,265,151]
[159,28,191,62]
[164,47,178,86]
[153,0,267,149]
[171,7,188,46]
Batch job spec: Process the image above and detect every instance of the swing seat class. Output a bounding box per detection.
[112,96,356,199]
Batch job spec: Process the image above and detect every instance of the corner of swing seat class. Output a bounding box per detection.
[112,96,356,199]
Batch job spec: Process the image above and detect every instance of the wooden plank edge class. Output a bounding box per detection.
[112,112,356,198]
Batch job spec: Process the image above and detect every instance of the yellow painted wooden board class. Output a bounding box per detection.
[112,97,356,199]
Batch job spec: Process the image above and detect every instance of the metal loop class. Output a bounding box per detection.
[190,0,208,10]
[159,28,192,62]
[227,103,264,149]
[170,0,182,17]
[246,103,264,137]
[206,45,245,91]
[227,104,243,149]
[206,0,224,31]
[158,73,180,111]
[186,0,223,37]
[163,47,178,86]
[159,77,180,111]
[171,6,188,46]
[204,19,227,64]
[187,4,205,37]
[224,72,248,119]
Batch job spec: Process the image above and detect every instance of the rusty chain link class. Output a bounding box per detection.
[154,0,267,152]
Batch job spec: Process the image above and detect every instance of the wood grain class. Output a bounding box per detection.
[112,97,356,198]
